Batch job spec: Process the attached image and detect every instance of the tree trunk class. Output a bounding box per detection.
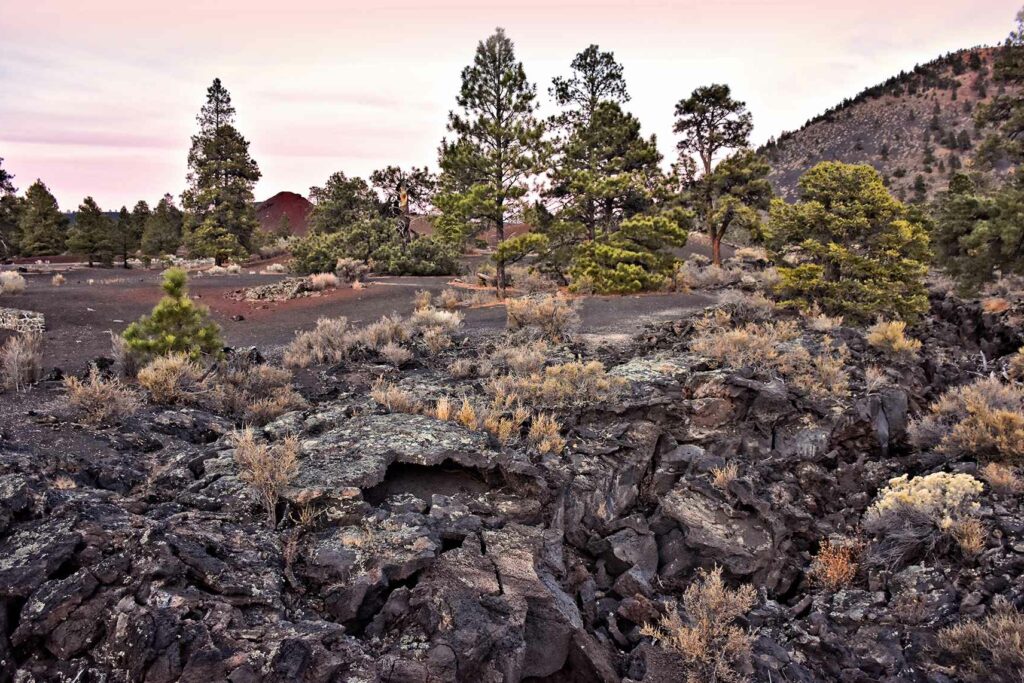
[711,235,722,267]
[495,215,506,299]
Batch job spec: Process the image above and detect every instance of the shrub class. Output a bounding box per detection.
[335,257,369,283]
[866,320,922,360]
[909,377,1024,462]
[51,273,65,287]
[456,397,478,429]
[370,378,419,413]
[488,360,627,407]
[675,261,744,290]
[122,268,223,363]
[710,462,739,492]
[290,232,348,275]
[1,332,42,392]
[508,265,558,293]
[1008,347,1024,380]
[307,272,339,290]
[718,289,775,321]
[865,472,983,528]
[937,604,1024,683]
[211,361,306,425]
[802,303,843,331]
[769,162,930,323]
[410,307,463,333]
[527,413,564,454]
[489,341,548,376]
[438,288,462,310]
[432,396,453,421]
[380,342,413,367]
[413,289,432,311]
[809,539,865,591]
[506,295,580,341]
[373,235,460,276]
[422,327,452,354]
[232,428,299,526]
[640,566,756,683]
[63,366,142,425]
[864,366,888,392]
[137,353,205,403]
[283,317,353,368]
[981,462,1023,494]
[0,271,26,295]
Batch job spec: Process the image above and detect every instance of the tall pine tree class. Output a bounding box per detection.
[438,28,545,293]
[182,78,261,264]
[67,197,113,267]
[18,180,67,256]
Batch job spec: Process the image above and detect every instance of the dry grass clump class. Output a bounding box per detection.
[51,273,65,287]
[1008,347,1024,380]
[109,331,138,378]
[456,397,478,429]
[379,342,413,368]
[1,332,42,392]
[432,396,453,421]
[864,366,888,392]
[641,566,756,683]
[413,289,432,311]
[981,462,1024,494]
[335,257,369,283]
[307,272,339,290]
[909,377,1024,462]
[359,314,410,348]
[209,361,307,425]
[981,296,1012,314]
[410,307,463,333]
[808,539,865,591]
[438,288,462,310]
[527,413,565,454]
[232,428,299,525]
[489,340,549,375]
[0,271,26,294]
[710,462,739,492]
[732,246,769,261]
[950,516,987,556]
[802,303,843,332]
[508,265,558,294]
[137,353,205,403]
[718,289,775,321]
[691,313,850,402]
[487,360,627,407]
[675,261,744,290]
[506,294,579,341]
[283,317,353,368]
[64,366,142,425]
[937,604,1024,683]
[449,358,476,379]
[422,326,452,354]
[866,320,922,361]
[370,378,420,414]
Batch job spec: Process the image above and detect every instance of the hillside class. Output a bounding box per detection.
[256,191,313,237]
[763,46,1016,202]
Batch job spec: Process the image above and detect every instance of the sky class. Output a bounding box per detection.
[0,0,1020,210]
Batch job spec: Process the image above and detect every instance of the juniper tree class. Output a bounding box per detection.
[18,180,67,256]
[123,267,223,361]
[438,28,545,293]
[182,78,261,264]
[769,162,931,322]
[308,171,377,234]
[141,194,184,256]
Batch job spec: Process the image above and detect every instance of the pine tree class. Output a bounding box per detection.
[690,150,773,262]
[142,194,184,256]
[109,206,143,267]
[123,267,223,361]
[182,78,261,264]
[438,28,545,293]
[18,180,68,256]
[275,213,292,239]
[0,158,21,258]
[934,172,1024,291]
[67,197,114,267]
[769,162,931,322]
[673,84,758,265]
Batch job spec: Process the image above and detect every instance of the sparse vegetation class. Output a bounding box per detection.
[137,353,205,403]
[63,365,142,425]
[505,294,580,340]
[232,428,299,525]
[487,360,627,407]
[641,566,756,683]
[1,331,42,392]
[866,319,922,360]
[809,539,865,591]
[0,271,26,294]
[937,604,1024,683]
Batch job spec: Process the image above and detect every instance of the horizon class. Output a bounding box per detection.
[1,0,1019,210]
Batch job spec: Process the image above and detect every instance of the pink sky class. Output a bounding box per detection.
[0,0,1019,210]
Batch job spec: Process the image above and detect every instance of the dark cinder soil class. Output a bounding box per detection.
[1,269,719,375]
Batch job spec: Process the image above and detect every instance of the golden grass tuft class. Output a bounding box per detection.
[527,413,565,454]
[866,319,922,360]
[981,462,1024,495]
[937,604,1024,683]
[808,539,865,591]
[64,365,142,425]
[1,332,42,392]
[505,294,579,341]
[137,353,205,404]
[710,462,739,492]
[370,378,420,414]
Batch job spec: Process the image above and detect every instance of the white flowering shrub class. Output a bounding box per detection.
[866,472,983,529]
